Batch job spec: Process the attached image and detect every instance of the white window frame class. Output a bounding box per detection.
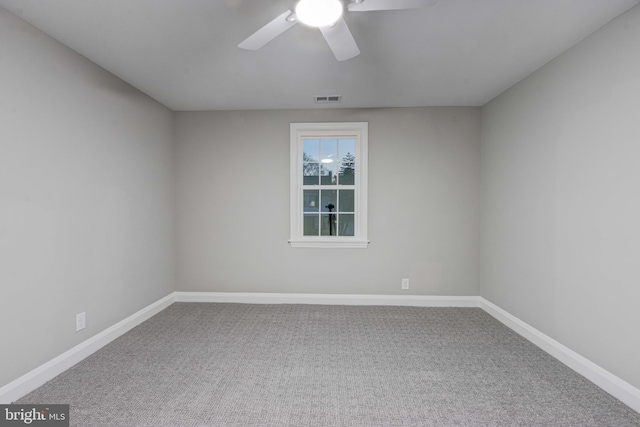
[289,122,369,248]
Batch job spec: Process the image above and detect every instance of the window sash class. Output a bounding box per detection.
[290,122,368,248]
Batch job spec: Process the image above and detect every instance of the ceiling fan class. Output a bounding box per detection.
[238,0,436,62]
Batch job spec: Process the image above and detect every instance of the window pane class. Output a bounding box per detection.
[303,139,319,162]
[338,163,355,185]
[303,190,319,212]
[321,213,337,236]
[320,163,337,185]
[339,138,355,162]
[339,190,354,212]
[303,214,319,236]
[320,190,337,212]
[338,214,354,236]
[320,139,337,164]
[291,122,367,246]
[303,163,319,185]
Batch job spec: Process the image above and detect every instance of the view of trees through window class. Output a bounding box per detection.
[302,138,356,236]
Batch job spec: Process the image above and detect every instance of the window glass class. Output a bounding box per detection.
[338,214,354,236]
[338,138,355,161]
[303,163,319,185]
[339,190,354,212]
[320,213,336,236]
[303,139,319,162]
[290,122,368,248]
[320,163,337,185]
[320,139,338,164]
[338,163,355,185]
[304,214,319,236]
[303,190,319,212]
[320,190,337,212]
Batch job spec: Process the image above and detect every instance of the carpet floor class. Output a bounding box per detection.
[17,303,640,426]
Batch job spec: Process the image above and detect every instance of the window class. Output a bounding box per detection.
[290,122,368,248]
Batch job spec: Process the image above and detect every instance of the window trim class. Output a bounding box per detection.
[289,122,369,248]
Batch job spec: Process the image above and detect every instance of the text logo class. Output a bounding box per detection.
[0,405,69,426]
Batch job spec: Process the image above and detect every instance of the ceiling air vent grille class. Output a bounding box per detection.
[314,95,342,103]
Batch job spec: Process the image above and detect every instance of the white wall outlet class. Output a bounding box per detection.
[76,312,86,332]
[401,278,410,290]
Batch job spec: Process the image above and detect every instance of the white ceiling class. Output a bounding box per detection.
[1,0,637,111]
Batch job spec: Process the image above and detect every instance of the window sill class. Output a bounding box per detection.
[289,239,370,249]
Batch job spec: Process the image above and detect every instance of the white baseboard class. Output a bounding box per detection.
[174,291,481,307]
[479,297,640,413]
[0,293,176,404]
[3,291,638,414]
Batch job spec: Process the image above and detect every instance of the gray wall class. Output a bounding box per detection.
[175,108,480,295]
[480,5,640,389]
[4,0,639,401]
[0,8,175,387]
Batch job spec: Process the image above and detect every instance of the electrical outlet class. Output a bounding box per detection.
[401,278,410,290]
[76,312,86,332]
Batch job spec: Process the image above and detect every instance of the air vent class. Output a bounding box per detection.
[314,95,342,103]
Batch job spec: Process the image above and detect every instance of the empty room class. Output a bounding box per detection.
[1,0,639,425]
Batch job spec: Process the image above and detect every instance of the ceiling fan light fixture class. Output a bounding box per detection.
[295,0,344,28]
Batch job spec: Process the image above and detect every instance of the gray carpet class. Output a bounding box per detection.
[17,303,640,426]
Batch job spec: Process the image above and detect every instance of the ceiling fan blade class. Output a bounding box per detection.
[347,0,437,12]
[319,17,360,62]
[238,10,297,50]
